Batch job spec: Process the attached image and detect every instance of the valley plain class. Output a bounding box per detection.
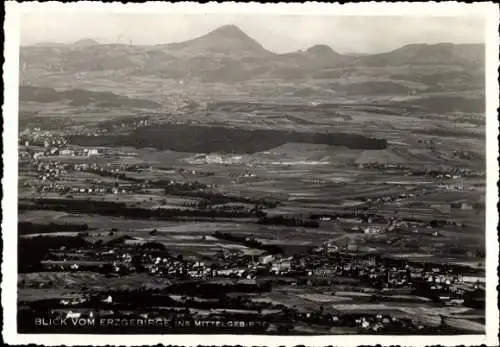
[17,24,486,335]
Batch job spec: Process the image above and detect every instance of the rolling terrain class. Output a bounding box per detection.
[17,24,486,335]
[20,24,484,95]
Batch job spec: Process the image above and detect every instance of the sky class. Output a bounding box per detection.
[20,13,486,54]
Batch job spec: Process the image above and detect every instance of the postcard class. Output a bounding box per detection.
[3,2,499,346]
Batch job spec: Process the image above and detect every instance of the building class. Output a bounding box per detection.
[323,241,338,253]
[60,149,75,156]
[102,295,113,304]
[364,227,381,234]
[460,202,473,210]
[66,311,81,319]
[87,148,100,156]
[258,254,274,264]
[271,259,291,273]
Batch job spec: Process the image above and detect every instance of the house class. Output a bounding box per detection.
[364,227,380,235]
[66,311,81,319]
[87,148,100,156]
[259,254,274,264]
[460,202,473,210]
[102,295,113,304]
[324,242,338,253]
[461,276,485,284]
[271,259,291,273]
[60,149,75,156]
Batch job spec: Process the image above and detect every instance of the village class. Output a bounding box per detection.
[18,231,485,334]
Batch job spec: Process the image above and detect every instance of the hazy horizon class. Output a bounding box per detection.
[20,14,485,54]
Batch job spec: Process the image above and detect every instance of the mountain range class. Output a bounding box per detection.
[20,24,485,83]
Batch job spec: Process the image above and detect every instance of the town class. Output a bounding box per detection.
[19,227,485,334]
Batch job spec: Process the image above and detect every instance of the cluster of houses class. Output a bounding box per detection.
[229,171,257,179]
[22,152,217,198]
[86,244,483,307]
[21,157,148,194]
[58,148,101,157]
[114,250,289,280]
[20,128,67,149]
[60,296,88,307]
[20,127,106,159]
[344,218,441,237]
[437,184,466,192]
[65,124,108,136]
[355,162,408,170]
[354,160,483,179]
[30,234,484,335]
[187,154,244,165]
[29,181,132,196]
[360,191,420,205]
[22,145,102,162]
[68,186,130,195]
[52,237,483,306]
[73,163,116,174]
[164,93,198,111]
[103,118,151,132]
[55,245,310,282]
[19,128,99,158]
[352,313,429,333]
[34,160,68,181]
[283,250,484,304]
[407,167,484,179]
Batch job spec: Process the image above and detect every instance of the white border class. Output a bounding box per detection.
[3,2,499,346]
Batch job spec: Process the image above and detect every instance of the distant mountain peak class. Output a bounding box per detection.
[302,44,346,66]
[209,24,247,37]
[167,24,272,57]
[201,24,262,46]
[359,41,485,66]
[73,38,99,47]
[306,44,336,55]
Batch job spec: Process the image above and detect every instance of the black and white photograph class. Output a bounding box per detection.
[2,2,499,346]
